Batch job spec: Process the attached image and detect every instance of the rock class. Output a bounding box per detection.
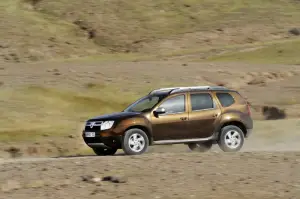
[73,19,91,31]
[81,175,102,184]
[261,106,286,120]
[88,29,96,39]
[4,146,22,158]
[288,28,300,36]
[47,68,59,72]
[102,176,127,183]
[247,76,266,86]
[90,189,100,195]
[81,175,94,181]
[215,81,226,86]
[91,177,101,183]
[53,72,61,76]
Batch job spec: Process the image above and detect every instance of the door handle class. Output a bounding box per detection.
[180,117,187,121]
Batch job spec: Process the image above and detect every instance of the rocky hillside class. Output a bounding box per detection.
[1,0,300,62]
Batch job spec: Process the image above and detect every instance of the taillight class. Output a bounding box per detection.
[247,102,251,116]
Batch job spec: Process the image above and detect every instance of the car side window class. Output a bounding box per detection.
[216,93,235,107]
[190,93,214,111]
[158,95,185,114]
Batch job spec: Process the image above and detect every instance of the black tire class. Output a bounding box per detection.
[122,128,149,155]
[218,125,244,152]
[92,146,118,156]
[188,141,213,152]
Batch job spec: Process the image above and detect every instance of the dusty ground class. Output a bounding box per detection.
[0,152,299,199]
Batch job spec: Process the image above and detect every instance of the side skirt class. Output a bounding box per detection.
[152,134,217,145]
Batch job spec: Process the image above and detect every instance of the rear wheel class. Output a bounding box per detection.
[218,125,244,152]
[92,146,118,156]
[188,141,213,152]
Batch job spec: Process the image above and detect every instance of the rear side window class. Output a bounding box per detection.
[216,93,235,107]
[190,93,214,111]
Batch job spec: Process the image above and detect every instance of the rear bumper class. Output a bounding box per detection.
[245,128,253,138]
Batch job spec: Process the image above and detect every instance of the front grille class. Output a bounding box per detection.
[85,121,103,131]
[85,126,101,131]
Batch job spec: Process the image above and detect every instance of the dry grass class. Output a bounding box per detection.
[204,39,300,64]
[0,84,140,142]
[1,0,300,62]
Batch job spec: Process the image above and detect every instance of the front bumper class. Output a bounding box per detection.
[82,131,121,148]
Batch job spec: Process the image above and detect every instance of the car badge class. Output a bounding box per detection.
[89,122,96,128]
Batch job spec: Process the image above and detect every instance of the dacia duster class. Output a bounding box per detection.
[82,86,253,156]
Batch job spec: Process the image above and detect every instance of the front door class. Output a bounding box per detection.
[151,94,189,141]
[187,92,221,138]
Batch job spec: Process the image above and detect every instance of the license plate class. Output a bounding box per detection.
[85,132,95,137]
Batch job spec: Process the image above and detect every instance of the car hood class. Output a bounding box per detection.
[87,112,142,122]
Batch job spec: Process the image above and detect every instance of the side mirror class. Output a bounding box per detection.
[154,107,166,115]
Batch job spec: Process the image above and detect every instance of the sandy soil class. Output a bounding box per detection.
[0,152,299,199]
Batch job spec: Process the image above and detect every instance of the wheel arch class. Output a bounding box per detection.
[124,125,153,145]
[216,121,247,139]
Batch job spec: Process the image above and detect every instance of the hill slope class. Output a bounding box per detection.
[1,0,300,62]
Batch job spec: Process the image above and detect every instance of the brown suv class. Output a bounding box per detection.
[82,86,253,156]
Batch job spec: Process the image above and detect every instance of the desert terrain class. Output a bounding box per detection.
[1,0,300,198]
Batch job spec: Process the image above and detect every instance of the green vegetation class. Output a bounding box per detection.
[0,85,140,142]
[204,39,300,64]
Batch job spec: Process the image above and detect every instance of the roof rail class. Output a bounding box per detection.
[149,86,229,95]
[169,86,228,94]
[148,87,181,95]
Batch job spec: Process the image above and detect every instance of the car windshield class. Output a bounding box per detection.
[123,94,167,113]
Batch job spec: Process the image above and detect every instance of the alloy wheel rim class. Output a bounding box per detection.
[224,130,241,149]
[128,133,145,152]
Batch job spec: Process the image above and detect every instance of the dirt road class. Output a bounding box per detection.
[1,124,300,199]
[0,151,299,199]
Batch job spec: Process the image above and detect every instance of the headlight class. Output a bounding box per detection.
[101,121,114,130]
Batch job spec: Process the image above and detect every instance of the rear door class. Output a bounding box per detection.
[187,92,222,138]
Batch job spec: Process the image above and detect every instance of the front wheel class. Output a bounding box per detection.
[218,125,244,152]
[122,128,149,155]
[188,141,213,152]
[92,146,118,156]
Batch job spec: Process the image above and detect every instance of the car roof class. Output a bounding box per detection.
[149,86,234,95]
